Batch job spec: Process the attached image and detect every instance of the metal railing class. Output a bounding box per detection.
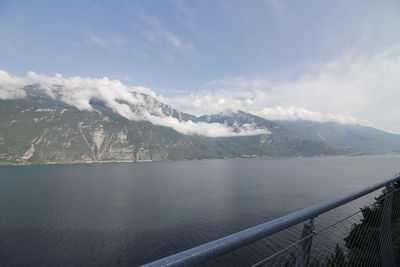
[142,174,400,267]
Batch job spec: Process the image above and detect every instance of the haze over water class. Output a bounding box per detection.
[0,155,399,266]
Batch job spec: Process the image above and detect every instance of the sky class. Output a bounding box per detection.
[1,0,400,133]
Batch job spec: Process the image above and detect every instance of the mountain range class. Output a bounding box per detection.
[0,85,399,165]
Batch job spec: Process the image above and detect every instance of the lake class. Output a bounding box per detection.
[0,155,399,266]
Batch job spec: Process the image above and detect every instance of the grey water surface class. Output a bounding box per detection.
[0,155,399,266]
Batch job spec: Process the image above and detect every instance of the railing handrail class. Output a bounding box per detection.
[142,174,400,267]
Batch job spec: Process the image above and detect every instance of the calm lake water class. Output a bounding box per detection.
[0,155,399,266]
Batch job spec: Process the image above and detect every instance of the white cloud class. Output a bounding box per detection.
[160,88,369,125]
[139,113,269,137]
[162,45,400,132]
[255,106,370,125]
[140,15,197,56]
[83,30,129,49]
[0,70,268,137]
[0,70,26,99]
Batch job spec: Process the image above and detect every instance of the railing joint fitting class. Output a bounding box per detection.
[312,230,318,236]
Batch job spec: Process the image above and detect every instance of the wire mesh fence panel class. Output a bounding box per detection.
[247,184,400,267]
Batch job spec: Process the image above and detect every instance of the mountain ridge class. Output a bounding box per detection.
[0,86,343,165]
[1,85,399,165]
[277,120,400,153]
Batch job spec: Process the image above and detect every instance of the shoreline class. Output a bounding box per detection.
[0,152,397,168]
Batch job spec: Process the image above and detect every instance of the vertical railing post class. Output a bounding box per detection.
[295,218,315,267]
[380,183,395,267]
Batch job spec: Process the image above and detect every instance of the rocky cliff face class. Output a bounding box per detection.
[0,96,178,164]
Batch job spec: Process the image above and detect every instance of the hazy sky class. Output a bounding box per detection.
[1,0,400,132]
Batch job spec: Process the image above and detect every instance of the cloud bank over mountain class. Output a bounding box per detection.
[0,70,269,137]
